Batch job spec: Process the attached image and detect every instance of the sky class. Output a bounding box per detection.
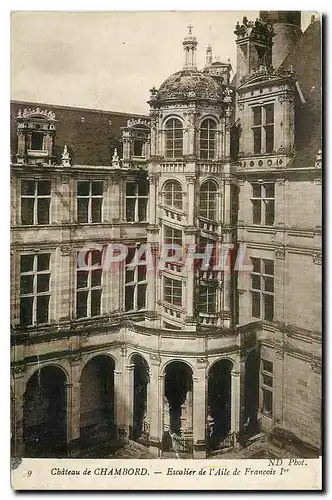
[11,11,316,115]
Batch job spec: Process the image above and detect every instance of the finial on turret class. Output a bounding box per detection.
[182,24,198,70]
[206,44,213,65]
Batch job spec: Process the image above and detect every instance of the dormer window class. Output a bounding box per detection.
[15,108,57,164]
[134,139,143,157]
[252,104,274,154]
[31,131,44,151]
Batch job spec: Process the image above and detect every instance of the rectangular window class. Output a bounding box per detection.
[20,253,51,326]
[125,180,149,222]
[251,183,275,226]
[250,257,274,321]
[124,246,147,311]
[262,359,273,373]
[262,388,273,417]
[261,358,274,417]
[251,104,274,154]
[164,226,183,268]
[164,276,182,307]
[21,179,51,225]
[77,181,103,223]
[199,284,217,314]
[76,250,103,318]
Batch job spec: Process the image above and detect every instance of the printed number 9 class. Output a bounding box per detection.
[27,471,32,477]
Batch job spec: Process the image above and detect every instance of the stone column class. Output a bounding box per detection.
[114,370,124,432]
[275,177,285,226]
[110,173,122,222]
[224,107,232,159]
[185,175,196,226]
[59,245,72,321]
[193,364,207,458]
[17,130,26,157]
[230,369,241,437]
[12,369,26,457]
[279,92,295,153]
[125,364,135,438]
[148,174,157,225]
[67,357,81,456]
[273,348,284,428]
[184,222,198,331]
[148,355,162,456]
[146,241,159,318]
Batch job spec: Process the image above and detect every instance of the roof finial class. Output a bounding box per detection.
[206,43,213,65]
[183,23,198,70]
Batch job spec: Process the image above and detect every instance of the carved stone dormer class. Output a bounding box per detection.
[120,118,150,166]
[15,107,57,165]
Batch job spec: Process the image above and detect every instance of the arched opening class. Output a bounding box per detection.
[80,355,115,447]
[162,180,183,210]
[200,119,217,159]
[131,354,150,442]
[244,349,260,436]
[163,361,193,455]
[199,180,218,221]
[207,359,232,450]
[23,366,67,457]
[165,118,183,159]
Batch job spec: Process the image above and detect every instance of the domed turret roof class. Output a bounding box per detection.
[157,69,220,101]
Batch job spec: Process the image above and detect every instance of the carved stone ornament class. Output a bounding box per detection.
[17,107,56,121]
[127,117,150,128]
[311,360,321,374]
[315,149,322,169]
[61,145,71,167]
[275,246,285,260]
[312,251,322,265]
[60,245,71,256]
[150,353,161,365]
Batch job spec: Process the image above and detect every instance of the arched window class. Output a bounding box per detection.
[165,118,183,158]
[200,119,217,159]
[163,180,183,210]
[199,180,218,220]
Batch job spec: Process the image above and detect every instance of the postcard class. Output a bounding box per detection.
[10,10,322,491]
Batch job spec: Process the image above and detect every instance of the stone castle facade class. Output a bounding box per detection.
[11,12,321,458]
